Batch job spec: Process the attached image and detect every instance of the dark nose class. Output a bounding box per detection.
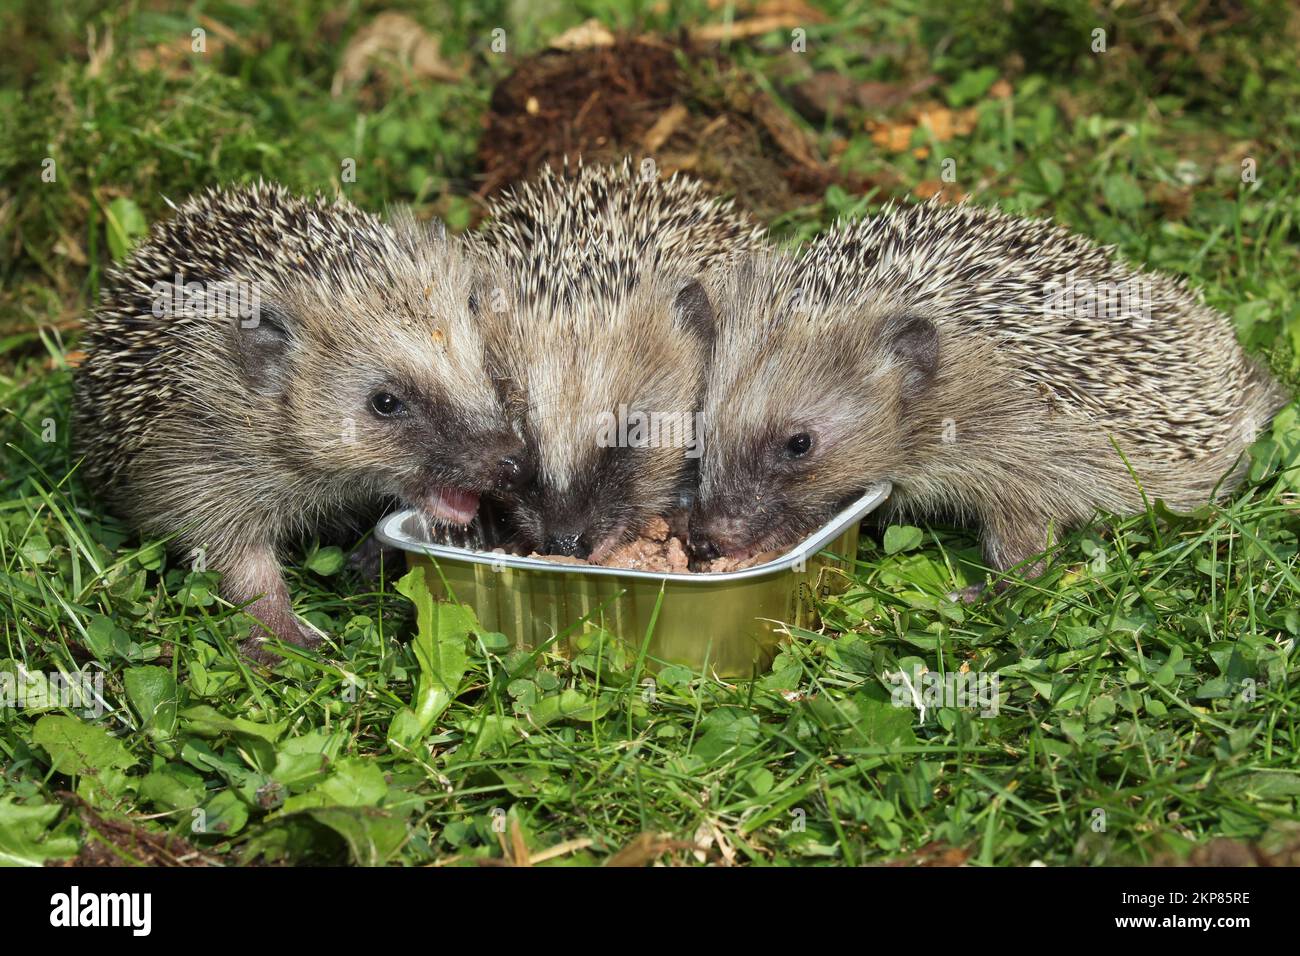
[493,452,533,492]
[687,536,721,562]
[543,532,590,558]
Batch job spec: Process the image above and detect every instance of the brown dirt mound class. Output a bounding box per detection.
[475,35,892,222]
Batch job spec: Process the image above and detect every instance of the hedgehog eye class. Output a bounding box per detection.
[785,433,813,458]
[369,392,407,418]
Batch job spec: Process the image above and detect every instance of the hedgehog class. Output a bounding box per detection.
[686,200,1290,590]
[469,159,769,558]
[73,183,527,660]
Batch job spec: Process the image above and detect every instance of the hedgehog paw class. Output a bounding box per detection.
[948,583,988,604]
[239,617,324,664]
[347,536,402,582]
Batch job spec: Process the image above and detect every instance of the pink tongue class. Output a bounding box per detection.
[424,487,480,526]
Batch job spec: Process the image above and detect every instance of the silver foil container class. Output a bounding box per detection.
[376,482,891,677]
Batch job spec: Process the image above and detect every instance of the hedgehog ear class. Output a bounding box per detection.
[234,302,295,395]
[883,313,939,397]
[671,278,716,346]
[467,270,500,319]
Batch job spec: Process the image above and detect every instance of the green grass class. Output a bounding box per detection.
[2,0,1299,866]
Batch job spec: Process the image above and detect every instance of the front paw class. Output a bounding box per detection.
[947,575,1022,605]
[347,536,403,582]
[947,583,988,605]
[239,617,324,664]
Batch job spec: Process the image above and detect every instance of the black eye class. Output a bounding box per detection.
[785,433,813,457]
[369,392,406,418]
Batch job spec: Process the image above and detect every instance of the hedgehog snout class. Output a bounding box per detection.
[454,432,532,492]
[686,513,755,560]
[493,451,534,492]
[542,531,591,559]
[686,536,722,563]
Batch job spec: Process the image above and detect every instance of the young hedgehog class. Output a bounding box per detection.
[74,183,526,660]
[471,159,768,558]
[688,201,1290,588]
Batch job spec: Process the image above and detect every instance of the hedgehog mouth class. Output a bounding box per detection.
[418,487,481,527]
[587,524,629,563]
[705,526,803,564]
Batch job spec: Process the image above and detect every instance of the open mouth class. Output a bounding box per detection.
[419,487,481,527]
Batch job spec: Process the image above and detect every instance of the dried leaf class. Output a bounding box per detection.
[790,73,939,121]
[885,841,972,867]
[641,103,690,153]
[605,831,691,867]
[751,91,822,170]
[549,18,616,51]
[913,179,965,203]
[869,120,916,152]
[85,24,113,79]
[332,12,461,96]
[694,14,813,43]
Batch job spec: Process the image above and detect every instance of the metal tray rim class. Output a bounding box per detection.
[375,481,891,584]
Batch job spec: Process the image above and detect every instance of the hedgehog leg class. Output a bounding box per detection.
[982,517,1050,577]
[952,508,1053,603]
[221,546,323,662]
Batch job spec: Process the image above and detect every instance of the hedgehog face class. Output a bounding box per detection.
[689,380,888,562]
[235,238,527,529]
[688,258,940,561]
[484,275,714,558]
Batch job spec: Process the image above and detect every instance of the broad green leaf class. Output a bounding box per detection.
[302,807,408,866]
[179,705,285,773]
[457,714,522,758]
[125,666,178,739]
[273,730,346,790]
[693,707,762,761]
[0,798,79,867]
[388,566,473,751]
[282,758,388,811]
[19,531,51,564]
[138,764,207,814]
[526,689,612,727]
[849,691,917,748]
[945,66,999,106]
[198,790,249,837]
[32,715,137,777]
[883,525,924,555]
[83,615,127,660]
[305,545,345,576]
[181,739,271,806]
[745,767,775,797]
[321,758,389,807]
